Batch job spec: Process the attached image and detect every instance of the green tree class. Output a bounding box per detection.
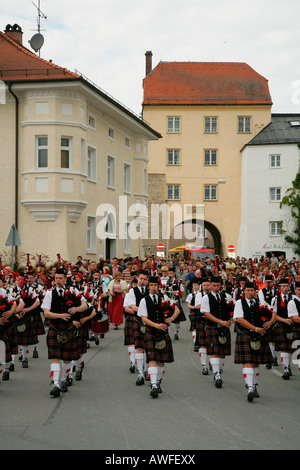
[280,153,300,256]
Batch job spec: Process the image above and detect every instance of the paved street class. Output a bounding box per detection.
[1,304,300,452]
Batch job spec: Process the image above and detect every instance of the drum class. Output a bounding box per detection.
[91,313,109,334]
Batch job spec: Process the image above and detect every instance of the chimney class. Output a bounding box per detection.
[145,51,153,76]
[5,24,23,45]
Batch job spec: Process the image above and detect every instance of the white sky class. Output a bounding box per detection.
[1,0,300,116]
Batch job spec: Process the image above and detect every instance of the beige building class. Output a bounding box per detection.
[0,25,160,266]
[142,53,272,257]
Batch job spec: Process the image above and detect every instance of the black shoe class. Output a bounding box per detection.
[194,345,199,352]
[150,385,159,398]
[2,371,9,381]
[202,366,208,375]
[60,381,68,392]
[33,349,39,358]
[174,333,179,340]
[9,363,14,372]
[90,334,95,342]
[100,333,104,338]
[254,385,260,397]
[266,361,272,369]
[156,380,162,393]
[95,335,99,345]
[214,372,222,388]
[129,364,135,373]
[247,386,255,402]
[22,358,29,368]
[50,385,60,398]
[136,374,144,386]
[66,374,73,386]
[282,368,290,380]
[75,369,82,381]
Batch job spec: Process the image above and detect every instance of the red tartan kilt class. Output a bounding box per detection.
[0,328,12,363]
[189,311,198,330]
[124,315,135,346]
[174,304,186,323]
[206,325,231,356]
[132,317,145,349]
[31,310,45,336]
[195,320,209,348]
[263,326,277,343]
[274,322,294,353]
[16,317,39,346]
[143,326,174,363]
[47,326,80,361]
[7,324,18,355]
[76,324,89,355]
[234,330,273,364]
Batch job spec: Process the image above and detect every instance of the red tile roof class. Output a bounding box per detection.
[0,30,80,82]
[143,61,272,105]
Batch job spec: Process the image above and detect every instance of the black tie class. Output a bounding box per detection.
[153,294,157,305]
[217,294,221,302]
[250,300,254,308]
[59,289,63,297]
[284,295,288,306]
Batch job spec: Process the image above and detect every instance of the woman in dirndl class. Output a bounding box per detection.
[107,272,128,329]
[233,281,273,402]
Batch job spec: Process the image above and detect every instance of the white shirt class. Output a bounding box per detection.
[137,294,171,318]
[288,296,300,318]
[41,286,80,311]
[0,288,14,303]
[123,285,146,308]
[201,291,231,314]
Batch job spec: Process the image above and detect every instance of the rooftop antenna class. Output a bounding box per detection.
[29,0,47,56]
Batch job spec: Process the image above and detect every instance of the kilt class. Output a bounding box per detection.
[195,318,209,349]
[264,325,277,343]
[16,317,39,346]
[124,315,135,346]
[274,322,294,353]
[32,309,45,336]
[234,330,273,364]
[174,303,186,323]
[133,316,145,350]
[189,310,198,331]
[0,327,12,363]
[7,324,18,355]
[47,325,80,361]
[76,324,89,355]
[143,325,174,364]
[206,324,231,356]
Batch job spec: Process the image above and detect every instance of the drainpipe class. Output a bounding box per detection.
[8,82,19,257]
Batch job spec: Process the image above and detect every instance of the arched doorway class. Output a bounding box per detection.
[104,213,117,260]
[169,219,223,255]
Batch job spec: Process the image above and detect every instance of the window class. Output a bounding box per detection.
[124,222,131,253]
[269,221,282,236]
[204,184,217,201]
[107,155,115,187]
[61,137,72,169]
[124,163,131,192]
[204,117,218,133]
[238,116,251,133]
[167,149,180,165]
[88,114,96,129]
[167,184,180,200]
[87,216,96,252]
[36,136,48,168]
[270,187,281,202]
[125,137,130,149]
[108,127,115,139]
[81,139,86,173]
[270,154,281,168]
[167,116,181,133]
[204,149,217,166]
[87,146,97,181]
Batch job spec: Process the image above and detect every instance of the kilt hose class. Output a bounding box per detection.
[274,322,294,354]
[195,317,209,349]
[47,325,80,361]
[124,315,135,346]
[76,324,89,356]
[16,316,38,346]
[0,327,12,363]
[234,329,273,364]
[143,325,174,364]
[206,324,231,356]
[132,316,145,350]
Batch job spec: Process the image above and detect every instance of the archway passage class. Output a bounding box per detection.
[169,219,222,256]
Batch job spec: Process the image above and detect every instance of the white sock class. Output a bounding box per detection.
[269,343,276,358]
[281,352,290,369]
[33,343,38,351]
[11,355,15,364]
[50,363,60,386]
[157,365,164,382]
[243,367,254,388]
[199,348,207,366]
[21,346,28,360]
[128,346,136,365]
[192,331,196,343]
[135,353,144,376]
[254,367,260,386]
[62,362,71,381]
[210,357,220,374]
[148,366,157,387]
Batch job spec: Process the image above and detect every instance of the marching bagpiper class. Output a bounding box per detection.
[287,281,300,374]
[194,278,212,375]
